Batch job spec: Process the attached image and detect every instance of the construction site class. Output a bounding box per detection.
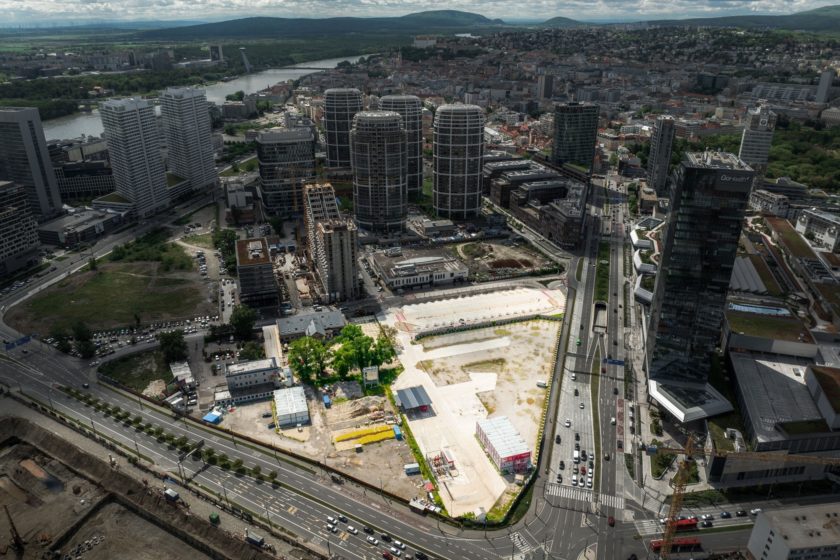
[0,416,274,560]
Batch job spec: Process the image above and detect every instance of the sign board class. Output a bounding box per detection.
[362,366,379,387]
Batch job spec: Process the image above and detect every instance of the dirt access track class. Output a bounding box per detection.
[0,414,273,560]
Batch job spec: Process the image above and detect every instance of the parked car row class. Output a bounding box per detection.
[324,514,429,559]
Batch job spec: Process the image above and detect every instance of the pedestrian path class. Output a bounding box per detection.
[544,483,625,509]
[509,531,534,554]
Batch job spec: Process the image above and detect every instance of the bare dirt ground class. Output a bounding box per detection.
[455,240,552,279]
[60,501,212,560]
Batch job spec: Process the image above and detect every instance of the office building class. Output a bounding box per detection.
[256,127,316,218]
[739,104,777,177]
[749,189,790,218]
[53,160,115,200]
[747,504,840,560]
[646,152,753,417]
[209,45,224,62]
[224,358,280,403]
[324,88,363,168]
[379,95,423,197]
[0,107,62,221]
[795,208,840,252]
[0,181,40,277]
[235,238,279,308]
[647,115,675,196]
[304,183,359,303]
[99,98,169,218]
[350,111,407,233]
[160,87,217,193]
[551,102,599,172]
[433,104,485,219]
[816,68,836,104]
[537,74,554,100]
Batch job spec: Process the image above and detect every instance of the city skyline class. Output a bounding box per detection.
[4,0,838,24]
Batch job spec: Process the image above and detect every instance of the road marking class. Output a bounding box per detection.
[545,483,625,510]
[634,519,662,536]
[288,505,298,514]
[509,531,534,553]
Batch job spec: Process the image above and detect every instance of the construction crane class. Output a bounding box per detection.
[651,438,840,558]
[4,505,24,552]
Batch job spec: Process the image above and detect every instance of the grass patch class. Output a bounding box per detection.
[673,459,700,485]
[748,254,784,296]
[462,358,506,373]
[624,453,635,479]
[725,310,808,343]
[594,242,610,302]
[461,242,489,259]
[7,261,205,332]
[110,228,193,271]
[219,155,258,177]
[677,479,837,507]
[98,350,172,394]
[182,233,214,249]
[650,438,676,479]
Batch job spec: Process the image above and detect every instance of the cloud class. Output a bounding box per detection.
[2,0,836,23]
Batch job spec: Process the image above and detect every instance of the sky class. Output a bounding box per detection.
[3,0,837,24]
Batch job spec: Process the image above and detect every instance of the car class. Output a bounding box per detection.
[617,440,623,449]
[604,453,610,461]
[555,435,561,444]
[610,417,616,425]
[415,553,428,560]
[581,450,587,460]
[574,388,579,396]
[659,517,668,525]
[574,443,580,451]
[575,433,580,441]
[586,478,593,488]
[363,526,374,534]
[381,533,392,542]
[325,524,337,533]
[750,508,762,515]
[720,511,732,519]
[564,419,571,427]
[613,387,619,395]
[382,551,392,559]
[736,510,747,517]
[700,514,713,520]
[579,402,585,409]
[702,520,713,527]
[559,460,565,469]
[82,383,90,389]
[576,339,581,346]
[338,515,348,523]
[389,548,402,557]
[608,516,615,526]
[394,541,406,550]
[556,474,563,483]
[571,475,578,486]
[327,516,336,524]
[367,536,379,545]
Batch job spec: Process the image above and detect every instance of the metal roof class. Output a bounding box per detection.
[395,386,433,410]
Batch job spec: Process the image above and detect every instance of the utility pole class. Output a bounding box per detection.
[4,505,24,551]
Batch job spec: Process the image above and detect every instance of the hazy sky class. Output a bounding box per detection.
[4,0,836,24]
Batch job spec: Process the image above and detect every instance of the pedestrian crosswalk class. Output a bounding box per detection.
[544,483,625,510]
[634,519,663,536]
[509,531,534,554]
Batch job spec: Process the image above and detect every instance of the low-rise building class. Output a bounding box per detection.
[638,186,657,215]
[236,238,279,308]
[273,386,309,427]
[796,209,840,253]
[37,208,123,248]
[746,504,840,560]
[476,416,531,474]
[276,310,346,341]
[224,357,280,403]
[370,250,468,290]
[750,189,790,218]
[53,160,115,200]
[418,219,457,237]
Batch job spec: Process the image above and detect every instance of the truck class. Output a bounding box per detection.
[164,488,179,502]
[244,529,264,547]
[322,394,332,408]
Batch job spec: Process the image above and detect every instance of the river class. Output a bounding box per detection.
[42,55,363,141]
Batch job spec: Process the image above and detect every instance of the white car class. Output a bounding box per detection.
[394,540,406,550]
[571,475,578,486]
[390,548,401,557]
[347,526,359,535]
[564,419,571,428]
[701,514,713,520]
[750,508,762,515]
[366,536,378,546]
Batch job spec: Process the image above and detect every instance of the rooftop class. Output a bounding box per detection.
[765,216,817,260]
[685,150,752,171]
[648,379,733,423]
[38,209,117,234]
[395,386,433,410]
[273,386,308,417]
[725,308,813,344]
[226,358,278,376]
[804,208,840,225]
[236,238,271,267]
[95,192,131,204]
[760,504,840,550]
[810,366,840,414]
[730,352,822,443]
[477,416,530,459]
[276,310,346,337]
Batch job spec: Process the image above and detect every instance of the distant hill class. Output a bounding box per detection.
[646,5,840,33]
[140,10,506,40]
[540,16,585,28]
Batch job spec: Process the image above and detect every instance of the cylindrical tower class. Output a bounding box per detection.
[350,111,407,233]
[433,104,484,219]
[379,95,423,198]
[324,88,363,168]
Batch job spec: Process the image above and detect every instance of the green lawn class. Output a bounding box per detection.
[7,262,206,332]
[98,350,173,394]
[725,310,807,342]
[594,242,610,302]
[219,155,258,177]
[748,254,784,296]
[182,233,214,249]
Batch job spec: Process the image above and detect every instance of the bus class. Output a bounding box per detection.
[650,537,701,553]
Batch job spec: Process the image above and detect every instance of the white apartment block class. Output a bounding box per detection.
[749,189,790,218]
[160,87,217,193]
[795,208,840,252]
[100,98,169,218]
[747,504,840,560]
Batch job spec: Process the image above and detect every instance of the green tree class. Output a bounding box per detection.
[288,337,328,382]
[239,340,265,361]
[224,124,237,136]
[225,90,245,101]
[88,257,97,271]
[159,330,188,363]
[72,321,96,358]
[230,305,257,340]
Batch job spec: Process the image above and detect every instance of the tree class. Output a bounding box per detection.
[159,330,188,363]
[252,465,261,476]
[72,321,96,358]
[225,90,245,102]
[239,340,265,361]
[88,257,97,271]
[288,337,328,382]
[230,305,257,340]
[224,124,237,136]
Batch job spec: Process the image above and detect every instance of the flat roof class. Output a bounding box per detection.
[236,237,271,266]
[477,416,530,459]
[276,310,346,337]
[811,366,840,414]
[262,325,285,365]
[685,150,751,171]
[226,358,277,376]
[725,308,813,343]
[648,380,733,423]
[38,209,116,233]
[761,504,840,550]
[273,386,308,417]
[730,352,822,443]
[765,216,817,260]
[395,386,433,410]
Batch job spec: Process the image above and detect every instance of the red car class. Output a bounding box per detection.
[608,516,615,527]
[581,467,587,475]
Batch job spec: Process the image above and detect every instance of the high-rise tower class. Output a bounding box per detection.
[100,98,169,218]
[256,127,316,218]
[324,88,363,168]
[551,102,599,172]
[738,104,777,178]
[647,151,754,389]
[379,95,423,198]
[350,111,407,233]
[647,115,675,196]
[160,87,217,193]
[0,181,40,277]
[0,107,62,221]
[433,104,484,219]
